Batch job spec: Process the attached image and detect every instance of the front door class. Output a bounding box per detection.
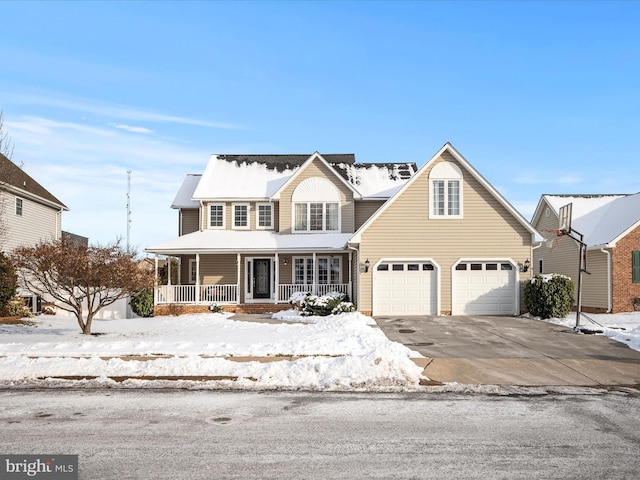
[253,259,271,299]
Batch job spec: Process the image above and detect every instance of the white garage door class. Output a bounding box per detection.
[373,261,437,316]
[452,261,517,315]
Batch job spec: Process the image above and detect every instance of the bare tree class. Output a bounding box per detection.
[11,238,154,335]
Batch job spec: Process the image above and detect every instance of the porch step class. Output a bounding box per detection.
[231,304,291,314]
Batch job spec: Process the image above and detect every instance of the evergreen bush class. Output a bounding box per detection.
[524,274,575,319]
[291,291,356,317]
[129,288,154,317]
[0,252,17,312]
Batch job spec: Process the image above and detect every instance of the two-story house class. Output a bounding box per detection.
[146,143,539,316]
[1,152,68,312]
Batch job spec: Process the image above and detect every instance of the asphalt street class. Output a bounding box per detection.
[1,389,639,479]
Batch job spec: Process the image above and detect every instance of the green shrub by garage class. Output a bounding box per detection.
[524,274,575,319]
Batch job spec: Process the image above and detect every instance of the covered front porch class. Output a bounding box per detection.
[146,230,358,311]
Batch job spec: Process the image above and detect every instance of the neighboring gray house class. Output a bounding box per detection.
[532,193,640,313]
[147,143,539,316]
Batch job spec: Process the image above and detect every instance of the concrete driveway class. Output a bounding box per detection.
[375,315,640,387]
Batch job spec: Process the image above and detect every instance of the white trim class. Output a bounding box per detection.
[15,196,23,216]
[244,256,275,302]
[372,257,441,316]
[270,152,362,201]
[451,258,519,316]
[231,202,250,230]
[255,202,274,230]
[429,162,463,219]
[208,203,226,229]
[350,143,540,244]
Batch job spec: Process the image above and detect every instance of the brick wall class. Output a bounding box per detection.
[611,225,640,313]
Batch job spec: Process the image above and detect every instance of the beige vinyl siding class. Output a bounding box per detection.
[581,250,610,310]
[180,209,200,235]
[358,153,533,314]
[1,191,61,252]
[355,200,385,230]
[200,254,238,284]
[278,158,355,234]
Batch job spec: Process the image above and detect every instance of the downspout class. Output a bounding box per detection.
[600,247,612,313]
[347,243,359,306]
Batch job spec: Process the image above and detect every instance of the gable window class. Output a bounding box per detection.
[292,177,341,233]
[15,197,23,216]
[633,251,640,284]
[209,204,225,229]
[233,203,249,229]
[256,203,273,229]
[429,162,463,218]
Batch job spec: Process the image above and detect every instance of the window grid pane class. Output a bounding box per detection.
[448,180,460,215]
[433,181,444,215]
[210,205,223,227]
[294,259,305,285]
[330,258,340,284]
[234,205,247,227]
[15,198,23,216]
[258,205,272,227]
[310,203,323,231]
[318,258,328,284]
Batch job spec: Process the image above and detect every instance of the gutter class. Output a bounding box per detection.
[600,247,612,313]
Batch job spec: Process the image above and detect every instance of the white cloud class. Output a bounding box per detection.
[12,93,242,129]
[110,123,154,134]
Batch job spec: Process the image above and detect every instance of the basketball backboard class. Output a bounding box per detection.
[558,203,572,234]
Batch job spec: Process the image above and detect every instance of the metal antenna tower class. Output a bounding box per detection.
[126,170,132,252]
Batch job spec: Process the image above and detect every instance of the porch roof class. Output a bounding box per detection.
[145,230,353,255]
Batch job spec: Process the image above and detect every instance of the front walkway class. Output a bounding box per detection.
[374,315,640,387]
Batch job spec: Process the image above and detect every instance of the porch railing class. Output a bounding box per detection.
[155,285,237,305]
[278,283,351,302]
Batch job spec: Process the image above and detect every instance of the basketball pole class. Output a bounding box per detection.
[565,229,589,329]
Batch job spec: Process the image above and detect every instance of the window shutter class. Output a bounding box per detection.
[633,251,640,283]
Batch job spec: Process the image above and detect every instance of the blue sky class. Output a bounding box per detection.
[1,1,638,252]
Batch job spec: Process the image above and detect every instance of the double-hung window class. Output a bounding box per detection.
[293,202,339,232]
[256,203,273,229]
[429,162,463,218]
[232,203,249,229]
[209,204,225,229]
[293,257,341,285]
[15,197,23,216]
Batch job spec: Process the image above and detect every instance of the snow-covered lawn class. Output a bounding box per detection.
[535,311,640,352]
[0,311,424,390]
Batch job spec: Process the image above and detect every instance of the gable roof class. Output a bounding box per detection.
[0,153,67,210]
[350,142,540,244]
[270,152,362,200]
[189,152,417,201]
[534,193,640,248]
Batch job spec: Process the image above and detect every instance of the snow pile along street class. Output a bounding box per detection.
[0,311,425,390]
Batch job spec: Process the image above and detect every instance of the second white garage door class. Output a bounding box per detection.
[452,261,517,315]
[373,261,438,316]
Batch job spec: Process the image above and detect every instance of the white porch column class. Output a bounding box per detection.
[195,253,200,304]
[154,254,159,304]
[348,250,353,301]
[177,257,182,285]
[274,252,279,304]
[236,253,241,304]
[312,252,317,295]
[167,256,172,286]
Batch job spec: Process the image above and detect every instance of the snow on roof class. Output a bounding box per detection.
[193,155,300,199]
[544,194,640,246]
[172,174,202,208]
[190,154,417,201]
[333,163,417,198]
[146,230,353,254]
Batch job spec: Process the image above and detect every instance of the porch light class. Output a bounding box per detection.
[522,259,530,273]
[283,258,288,266]
[360,258,370,273]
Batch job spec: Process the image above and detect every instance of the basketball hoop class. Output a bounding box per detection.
[541,229,565,252]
